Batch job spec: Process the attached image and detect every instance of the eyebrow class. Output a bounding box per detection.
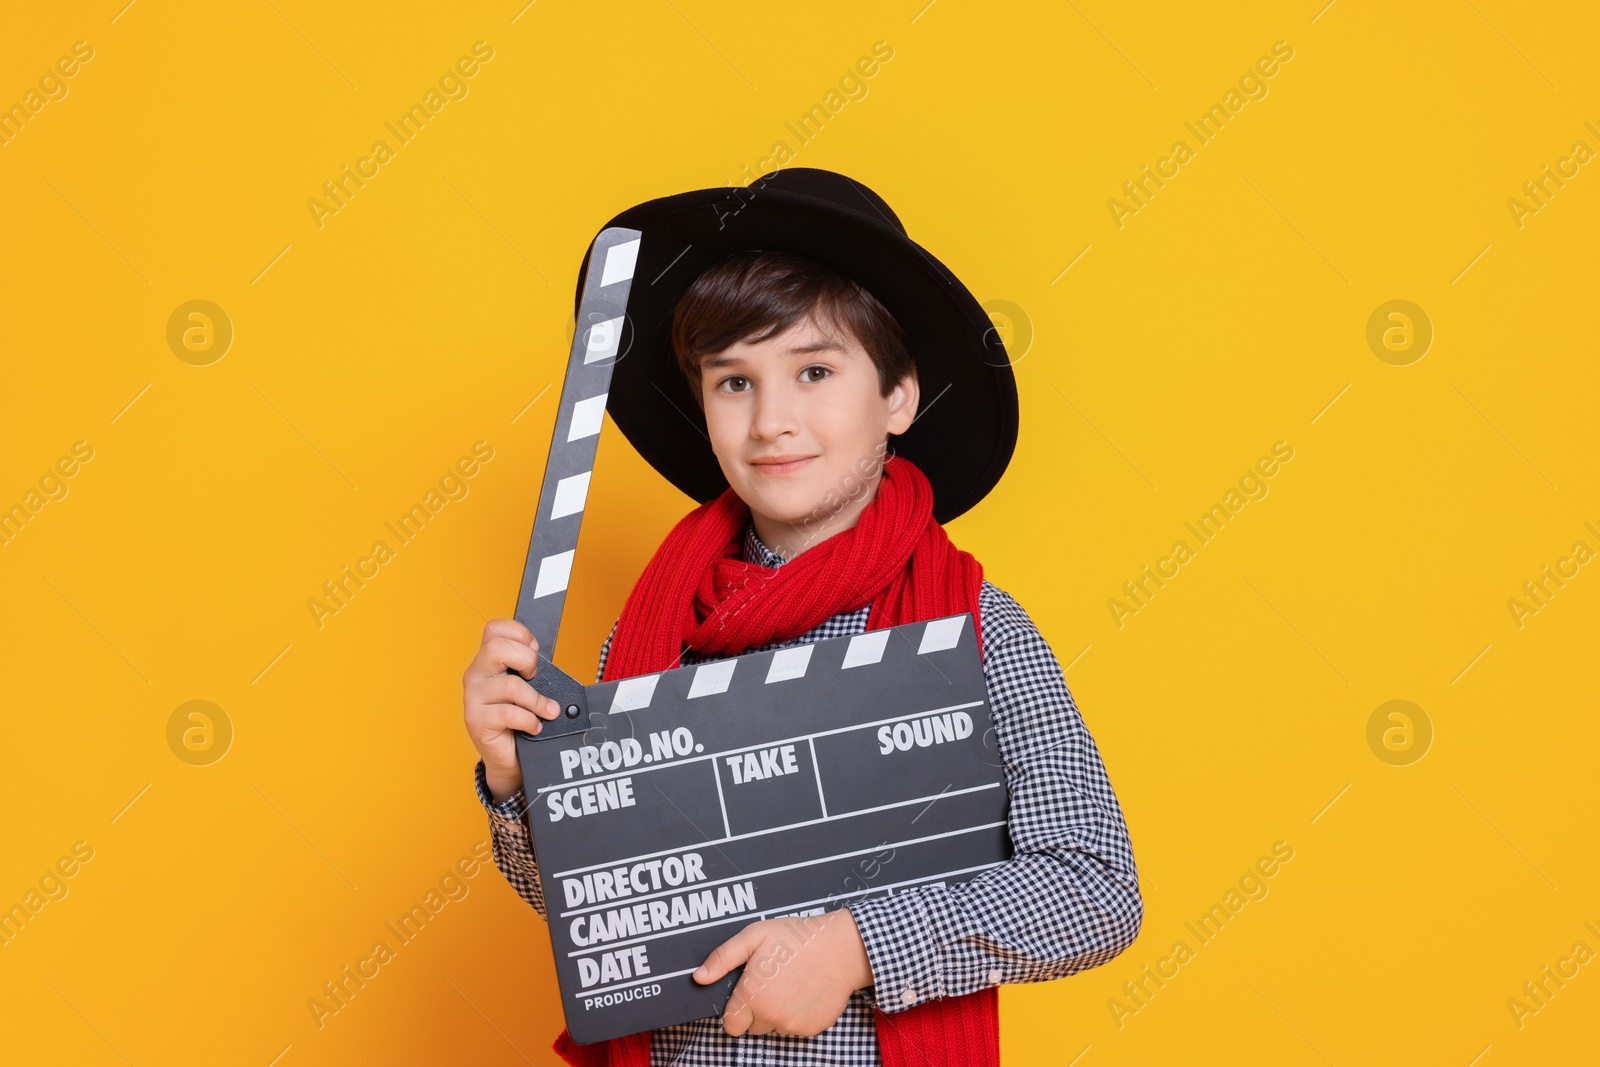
[704,343,844,374]
[701,337,848,369]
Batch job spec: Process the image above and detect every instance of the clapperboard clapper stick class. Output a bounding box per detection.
[510,227,1012,1044]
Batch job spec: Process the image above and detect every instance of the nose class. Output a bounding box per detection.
[750,379,798,441]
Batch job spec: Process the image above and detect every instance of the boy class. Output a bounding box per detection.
[462,168,1142,1066]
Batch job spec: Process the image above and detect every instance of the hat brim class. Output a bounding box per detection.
[574,182,1017,524]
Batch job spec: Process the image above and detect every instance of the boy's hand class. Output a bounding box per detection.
[693,909,874,1038]
[463,619,561,803]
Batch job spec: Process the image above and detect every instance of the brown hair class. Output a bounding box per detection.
[669,250,914,404]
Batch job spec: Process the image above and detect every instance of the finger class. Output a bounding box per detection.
[696,925,760,984]
[467,642,530,685]
[488,704,547,737]
[721,981,756,1037]
[479,673,559,719]
[484,618,536,649]
[467,623,538,678]
[472,636,541,681]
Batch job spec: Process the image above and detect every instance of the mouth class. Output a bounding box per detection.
[749,455,817,476]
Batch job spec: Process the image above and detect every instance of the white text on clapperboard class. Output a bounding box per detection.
[546,727,699,822]
[551,706,981,1002]
[552,727,761,997]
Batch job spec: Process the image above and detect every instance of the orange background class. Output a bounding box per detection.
[2,1,1596,1064]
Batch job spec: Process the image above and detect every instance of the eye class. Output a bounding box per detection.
[717,375,751,393]
[801,365,831,383]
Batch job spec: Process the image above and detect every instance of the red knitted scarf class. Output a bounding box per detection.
[600,455,984,680]
[553,454,999,1066]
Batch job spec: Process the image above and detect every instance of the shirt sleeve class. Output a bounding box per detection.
[846,584,1144,1013]
[596,618,616,681]
[476,618,623,920]
[475,757,547,918]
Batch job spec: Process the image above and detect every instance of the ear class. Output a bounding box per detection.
[885,366,919,435]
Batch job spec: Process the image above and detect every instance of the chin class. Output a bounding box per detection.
[746,482,827,526]
[753,495,820,527]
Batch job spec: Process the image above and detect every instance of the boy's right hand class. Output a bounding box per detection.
[464,619,561,804]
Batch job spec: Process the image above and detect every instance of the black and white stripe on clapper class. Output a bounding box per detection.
[511,227,641,728]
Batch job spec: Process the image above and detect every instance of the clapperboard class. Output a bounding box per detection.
[511,227,1012,1044]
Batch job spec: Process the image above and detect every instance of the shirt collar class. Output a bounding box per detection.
[742,520,789,568]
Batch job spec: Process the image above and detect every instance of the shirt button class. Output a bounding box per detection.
[900,988,917,1005]
[988,969,1003,985]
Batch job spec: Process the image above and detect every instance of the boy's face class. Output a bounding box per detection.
[697,313,918,550]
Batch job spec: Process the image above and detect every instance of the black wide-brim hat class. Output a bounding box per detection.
[573,167,1018,524]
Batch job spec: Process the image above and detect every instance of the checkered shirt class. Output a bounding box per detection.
[475,521,1142,1065]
